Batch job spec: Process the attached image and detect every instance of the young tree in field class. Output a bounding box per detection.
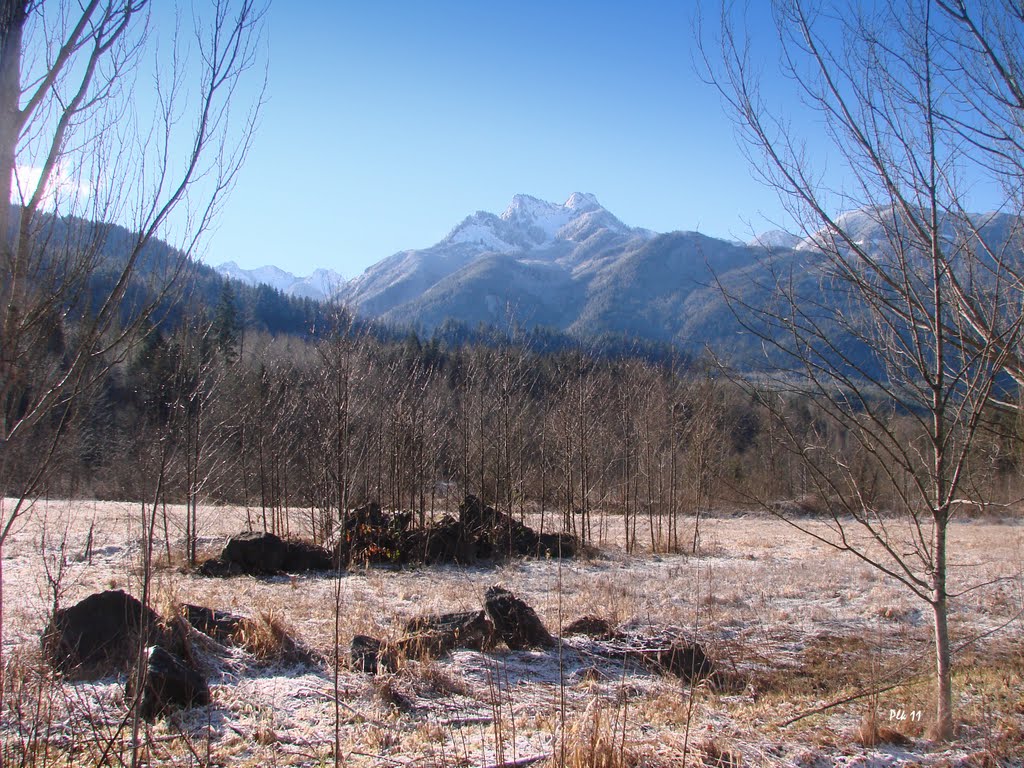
[552,351,601,546]
[676,369,728,555]
[0,0,266,697]
[312,307,361,550]
[168,318,245,564]
[702,0,1024,739]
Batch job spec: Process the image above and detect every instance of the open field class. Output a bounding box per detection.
[2,498,1023,766]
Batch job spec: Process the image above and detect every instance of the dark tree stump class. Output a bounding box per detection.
[536,531,576,558]
[283,539,333,572]
[654,640,716,682]
[484,586,554,650]
[196,557,244,577]
[350,634,399,674]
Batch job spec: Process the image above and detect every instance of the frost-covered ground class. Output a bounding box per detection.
[2,498,1022,766]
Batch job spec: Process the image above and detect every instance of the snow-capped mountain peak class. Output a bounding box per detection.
[500,194,577,242]
[500,193,554,219]
[564,191,601,211]
[215,261,346,301]
[445,211,517,252]
[443,192,636,254]
[218,261,295,287]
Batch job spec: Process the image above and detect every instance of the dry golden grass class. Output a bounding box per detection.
[1,498,1022,766]
[553,699,641,768]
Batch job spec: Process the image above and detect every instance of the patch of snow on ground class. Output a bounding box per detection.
[3,499,1021,766]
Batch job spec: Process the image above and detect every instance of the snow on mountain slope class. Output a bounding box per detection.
[501,194,578,243]
[293,268,347,300]
[439,192,645,254]
[383,253,579,332]
[794,206,1021,259]
[446,215,517,253]
[748,230,801,249]
[339,192,651,315]
[215,261,345,301]
[217,261,294,290]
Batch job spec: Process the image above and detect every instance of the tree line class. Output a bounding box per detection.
[16,303,1019,566]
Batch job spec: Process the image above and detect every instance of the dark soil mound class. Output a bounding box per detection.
[339,495,577,567]
[42,590,183,679]
[200,496,578,576]
[199,532,333,576]
[564,615,618,640]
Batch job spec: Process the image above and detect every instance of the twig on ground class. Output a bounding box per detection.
[440,715,494,727]
[320,687,392,729]
[481,755,549,768]
[777,676,925,728]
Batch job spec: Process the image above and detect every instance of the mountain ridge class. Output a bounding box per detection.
[216,260,345,301]
[332,192,775,355]
[214,193,1023,369]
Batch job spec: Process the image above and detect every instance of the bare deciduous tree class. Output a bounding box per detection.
[0,0,266,697]
[701,0,1024,739]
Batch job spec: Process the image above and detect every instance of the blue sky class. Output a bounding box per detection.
[208,2,794,277]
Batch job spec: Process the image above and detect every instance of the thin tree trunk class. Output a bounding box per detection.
[241,423,253,531]
[618,434,626,552]
[0,535,5,707]
[258,436,268,532]
[0,4,24,283]
[931,517,954,739]
[645,428,655,554]
[162,499,172,565]
[0,6,25,404]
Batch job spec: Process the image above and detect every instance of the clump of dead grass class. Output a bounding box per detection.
[696,737,743,767]
[364,722,402,752]
[553,699,641,768]
[2,648,59,766]
[953,639,1024,760]
[372,674,416,713]
[406,659,473,699]
[855,706,913,748]
[231,609,318,666]
[771,632,878,699]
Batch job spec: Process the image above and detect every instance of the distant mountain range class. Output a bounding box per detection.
[214,192,1021,366]
[216,261,345,301]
